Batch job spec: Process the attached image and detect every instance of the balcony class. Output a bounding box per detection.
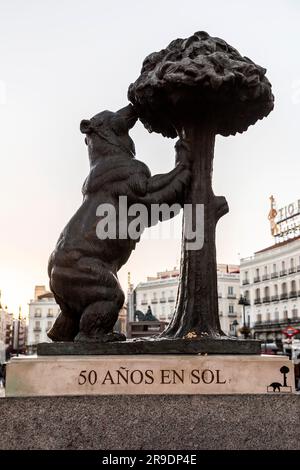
[33,327,41,332]
[289,267,296,274]
[160,298,166,303]
[271,295,279,302]
[262,275,270,281]
[228,312,237,318]
[254,298,261,305]
[271,272,278,279]
[263,296,270,303]
[254,317,300,330]
[151,299,158,304]
[280,270,287,277]
[280,293,288,300]
[227,294,236,299]
[34,314,42,318]
[168,297,175,302]
[141,300,147,305]
[242,279,249,285]
[289,291,298,299]
[218,293,222,298]
[253,277,260,283]
[47,313,54,317]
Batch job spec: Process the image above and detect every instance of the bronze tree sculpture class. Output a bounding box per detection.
[129,31,274,339]
[47,104,190,343]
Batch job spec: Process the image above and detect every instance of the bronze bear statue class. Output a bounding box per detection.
[47,104,190,343]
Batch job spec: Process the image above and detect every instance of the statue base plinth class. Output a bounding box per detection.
[37,336,260,356]
[5,354,294,397]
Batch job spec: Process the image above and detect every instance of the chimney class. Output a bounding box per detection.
[34,285,46,300]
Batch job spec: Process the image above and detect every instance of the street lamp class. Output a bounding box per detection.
[238,294,251,339]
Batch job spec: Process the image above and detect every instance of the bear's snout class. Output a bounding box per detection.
[116,104,138,130]
[80,119,92,134]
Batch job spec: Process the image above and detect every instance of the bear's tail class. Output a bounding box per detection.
[47,311,79,342]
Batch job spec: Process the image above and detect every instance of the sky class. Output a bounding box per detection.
[0,0,299,315]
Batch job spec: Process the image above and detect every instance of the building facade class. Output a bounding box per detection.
[0,307,13,347]
[12,311,27,354]
[27,286,60,348]
[240,236,300,344]
[128,265,242,336]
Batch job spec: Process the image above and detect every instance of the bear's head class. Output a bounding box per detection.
[80,104,137,164]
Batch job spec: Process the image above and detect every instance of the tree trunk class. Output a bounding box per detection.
[162,122,229,338]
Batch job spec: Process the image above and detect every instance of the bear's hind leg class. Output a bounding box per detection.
[74,300,126,343]
[47,311,80,342]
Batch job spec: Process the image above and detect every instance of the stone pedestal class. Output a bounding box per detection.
[1,394,300,449]
[6,354,294,397]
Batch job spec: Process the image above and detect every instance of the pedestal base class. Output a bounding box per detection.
[1,394,300,449]
[5,354,294,397]
[37,336,260,355]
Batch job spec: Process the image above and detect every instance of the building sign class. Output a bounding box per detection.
[268,196,300,242]
[281,326,300,338]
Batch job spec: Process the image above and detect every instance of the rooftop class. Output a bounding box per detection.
[255,235,300,254]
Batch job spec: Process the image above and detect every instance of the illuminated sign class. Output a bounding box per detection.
[268,196,300,242]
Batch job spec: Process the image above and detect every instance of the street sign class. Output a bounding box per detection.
[282,326,300,338]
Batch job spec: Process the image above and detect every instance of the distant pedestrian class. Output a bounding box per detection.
[0,363,5,388]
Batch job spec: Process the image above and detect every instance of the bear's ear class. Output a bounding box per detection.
[80,119,92,134]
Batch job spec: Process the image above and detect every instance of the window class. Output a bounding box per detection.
[264,286,270,297]
[274,284,278,295]
[228,305,234,314]
[264,266,268,275]
[283,310,288,320]
[153,292,157,299]
[161,291,165,298]
[47,321,52,329]
[34,334,40,343]
[273,264,276,272]
[35,321,40,328]
[34,308,41,317]
[256,268,259,277]
[161,306,165,315]
[48,308,53,314]
[266,312,271,322]
[257,313,262,323]
[282,283,287,294]
[274,310,279,321]
[228,286,234,295]
[292,308,298,318]
[282,261,285,270]
[143,293,147,299]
